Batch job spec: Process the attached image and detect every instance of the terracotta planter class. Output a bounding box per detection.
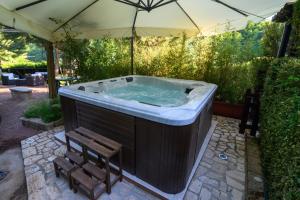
[213,101,244,119]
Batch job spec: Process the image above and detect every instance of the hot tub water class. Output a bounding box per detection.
[104,82,189,107]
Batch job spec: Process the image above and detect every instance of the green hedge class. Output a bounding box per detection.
[260,58,300,199]
[2,61,47,70]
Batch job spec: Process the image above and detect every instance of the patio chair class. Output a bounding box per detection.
[25,73,45,86]
[34,72,48,81]
[1,73,19,85]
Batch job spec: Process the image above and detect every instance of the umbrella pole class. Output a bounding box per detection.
[130,35,134,75]
[131,6,139,75]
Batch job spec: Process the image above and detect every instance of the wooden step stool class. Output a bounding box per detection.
[75,127,123,194]
[53,156,77,189]
[71,168,103,200]
[65,130,91,166]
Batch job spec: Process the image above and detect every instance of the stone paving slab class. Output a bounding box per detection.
[21,116,245,200]
[21,126,159,200]
[184,116,246,200]
[246,137,264,200]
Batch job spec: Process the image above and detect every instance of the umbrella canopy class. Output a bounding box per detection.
[0,0,295,41]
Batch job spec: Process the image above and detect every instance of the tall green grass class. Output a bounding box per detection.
[24,98,62,123]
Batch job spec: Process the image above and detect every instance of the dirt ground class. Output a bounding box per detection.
[0,84,48,200]
[0,85,48,152]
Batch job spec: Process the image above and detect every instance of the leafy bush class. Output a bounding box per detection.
[260,58,300,199]
[261,23,283,57]
[251,57,274,90]
[56,21,283,104]
[24,98,62,123]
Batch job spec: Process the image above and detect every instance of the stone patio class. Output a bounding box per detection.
[184,116,245,200]
[21,116,245,200]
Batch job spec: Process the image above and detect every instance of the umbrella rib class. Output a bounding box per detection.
[152,0,177,9]
[15,0,47,11]
[114,0,146,10]
[212,0,265,19]
[140,0,148,8]
[151,0,165,8]
[115,0,175,11]
[52,0,100,33]
[150,0,154,7]
[175,1,200,32]
[211,0,248,17]
[240,10,266,19]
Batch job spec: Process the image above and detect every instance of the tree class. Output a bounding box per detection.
[0,25,42,66]
[261,22,283,57]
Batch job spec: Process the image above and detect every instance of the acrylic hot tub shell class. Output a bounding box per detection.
[59,75,217,194]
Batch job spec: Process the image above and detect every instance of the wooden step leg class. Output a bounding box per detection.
[72,178,78,193]
[67,171,73,190]
[105,158,111,194]
[97,155,104,168]
[53,163,59,177]
[66,135,71,151]
[119,149,123,182]
[90,191,95,200]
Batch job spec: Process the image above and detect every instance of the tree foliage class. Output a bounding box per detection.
[55,21,283,104]
[0,26,45,66]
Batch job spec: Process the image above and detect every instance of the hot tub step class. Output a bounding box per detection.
[71,168,103,200]
[75,127,121,152]
[82,162,106,181]
[65,151,85,166]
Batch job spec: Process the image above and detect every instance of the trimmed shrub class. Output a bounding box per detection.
[2,62,47,77]
[260,58,300,199]
[251,56,275,90]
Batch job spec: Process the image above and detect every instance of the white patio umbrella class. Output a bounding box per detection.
[0,0,295,73]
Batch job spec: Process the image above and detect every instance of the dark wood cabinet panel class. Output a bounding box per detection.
[135,118,199,193]
[60,96,78,132]
[60,96,213,194]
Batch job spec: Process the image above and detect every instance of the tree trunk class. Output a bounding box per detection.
[54,47,60,74]
[45,41,57,98]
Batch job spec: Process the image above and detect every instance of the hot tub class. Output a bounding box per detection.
[59,75,217,194]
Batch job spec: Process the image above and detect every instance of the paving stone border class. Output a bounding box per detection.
[21,117,63,131]
[21,116,245,200]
